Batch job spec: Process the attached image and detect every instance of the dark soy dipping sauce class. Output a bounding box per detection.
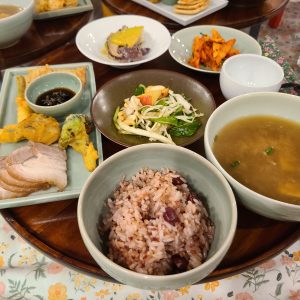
[36,88,75,106]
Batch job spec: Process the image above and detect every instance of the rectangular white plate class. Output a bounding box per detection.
[0,62,102,209]
[131,0,228,26]
[34,0,93,20]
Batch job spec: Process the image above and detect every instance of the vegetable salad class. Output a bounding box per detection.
[113,84,203,144]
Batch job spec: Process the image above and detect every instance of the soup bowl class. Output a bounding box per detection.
[78,143,237,290]
[220,54,284,99]
[0,0,34,49]
[204,92,300,221]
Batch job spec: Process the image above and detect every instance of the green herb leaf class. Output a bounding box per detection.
[156,99,168,106]
[150,116,179,126]
[230,160,240,168]
[134,84,146,96]
[169,119,201,137]
[264,147,274,155]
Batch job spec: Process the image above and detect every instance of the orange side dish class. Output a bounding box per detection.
[188,29,240,71]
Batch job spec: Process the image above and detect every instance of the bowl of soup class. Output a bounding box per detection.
[0,0,34,49]
[204,92,300,221]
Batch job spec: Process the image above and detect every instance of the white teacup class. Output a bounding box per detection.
[220,54,284,100]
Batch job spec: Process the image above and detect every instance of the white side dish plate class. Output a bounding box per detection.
[75,15,171,68]
[131,0,228,26]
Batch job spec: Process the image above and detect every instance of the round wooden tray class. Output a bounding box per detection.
[0,0,101,70]
[1,43,300,283]
[102,0,289,31]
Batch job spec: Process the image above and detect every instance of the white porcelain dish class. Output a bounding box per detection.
[169,25,262,74]
[75,15,171,69]
[131,0,228,26]
[204,92,300,222]
[220,53,284,99]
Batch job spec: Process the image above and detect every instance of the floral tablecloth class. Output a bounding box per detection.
[0,213,299,300]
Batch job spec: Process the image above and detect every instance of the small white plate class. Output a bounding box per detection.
[34,0,93,20]
[75,15,171,69]
[169,25,262,74]
[131,0,228,26]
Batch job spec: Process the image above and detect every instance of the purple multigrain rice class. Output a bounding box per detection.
[98,168,215,275]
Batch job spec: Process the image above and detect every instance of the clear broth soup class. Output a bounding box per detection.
[0,5,23,19]
[213,115,300,205]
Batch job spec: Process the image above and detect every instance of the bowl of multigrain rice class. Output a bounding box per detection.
[77,143,237,290]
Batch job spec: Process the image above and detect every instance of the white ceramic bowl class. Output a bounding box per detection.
[78,144,237,290]
[220,54,284,99]
[0,0,34,49]
[75,15,171,69]
[204,92,300,222]
[25,72,83,118]
[169,25,262,74]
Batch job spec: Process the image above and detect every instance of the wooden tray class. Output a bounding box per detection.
[101,0,289,31]
[1,44,299,283]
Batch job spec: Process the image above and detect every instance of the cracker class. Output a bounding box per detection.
[175,2,206,9]
[177,0,203,3]
[177,0,202,5]
[174,1,209,14]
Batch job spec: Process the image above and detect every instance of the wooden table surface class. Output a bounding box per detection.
[1,39,299,283]
[0,0,102,70]
[102,0,289,31]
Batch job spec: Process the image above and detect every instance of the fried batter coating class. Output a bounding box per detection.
[35,0,78,13]
[16,75,32,123]
[59,114,99,172]
[0,114,60,145]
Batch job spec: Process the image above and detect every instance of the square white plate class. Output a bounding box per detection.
[0,62,102,209]
[34,0,93,20]
[131,0,228,26]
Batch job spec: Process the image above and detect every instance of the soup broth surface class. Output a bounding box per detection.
[213,115,300,205]
[0,5,23,19]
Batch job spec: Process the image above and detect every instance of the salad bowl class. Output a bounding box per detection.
[91,69,216,147]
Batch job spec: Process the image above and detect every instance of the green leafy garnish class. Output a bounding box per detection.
[156,99,168,106]
[150,116,179,126]
[169,119,201,137]
[264,147,274,155]
[230,160,240,168]
[134,84,146,96]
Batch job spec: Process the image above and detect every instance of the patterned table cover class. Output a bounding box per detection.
[0,35,299,300]
[0,214,299,300]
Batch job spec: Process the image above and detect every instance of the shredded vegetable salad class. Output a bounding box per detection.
[113,84,203,144]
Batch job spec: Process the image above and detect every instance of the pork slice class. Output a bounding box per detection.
[0,185,28,200]
[29,141,67,162]
[6,143,67,191]
[0,177,39,194]
[0,156,49,190]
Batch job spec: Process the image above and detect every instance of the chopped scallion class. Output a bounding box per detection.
[264,147,274,155]
[230,160,240,168]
